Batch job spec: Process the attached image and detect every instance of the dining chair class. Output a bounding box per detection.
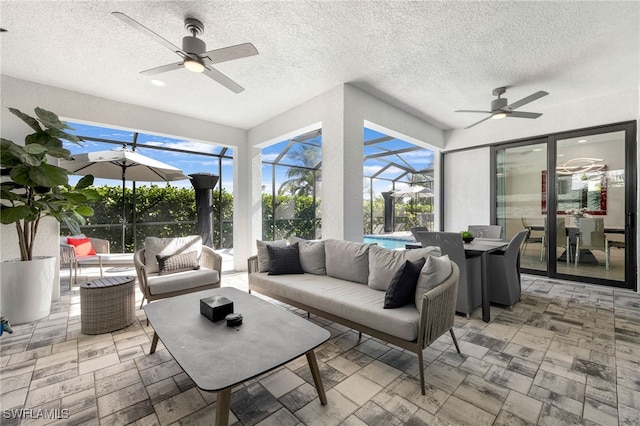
[540,219,571,264]
[415,231,481,318]
[487,229,529,308]
[521,217,544,256]
[468,225,502,239]
[575,218,609,269]
[409,226,429,241]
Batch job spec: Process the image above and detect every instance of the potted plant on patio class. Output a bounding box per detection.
[1,107,98,324]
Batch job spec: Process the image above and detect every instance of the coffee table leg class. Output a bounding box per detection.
[150,332,159,354]
[215,388,231,426]
[306,350,327,405]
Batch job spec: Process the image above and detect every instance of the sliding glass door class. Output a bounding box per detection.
[494,122,636,290]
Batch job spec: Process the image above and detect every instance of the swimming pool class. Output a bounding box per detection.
[363,235,415,250]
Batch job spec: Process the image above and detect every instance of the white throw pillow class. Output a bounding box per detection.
[368,245,442,291]
[415,255,452,312]
[290,237,326,275]
[256,239,287,272]
[144,236,203,274]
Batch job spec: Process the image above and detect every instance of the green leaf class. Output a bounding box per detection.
[8,108,42,133]
[75,205,94,217]
[45,146,73,159]
[30,163,68,187]
[23,144,48,155]
[0,205,33,224]
[10,165,37,186]
[35,107,71,131]
[76,175,94,189]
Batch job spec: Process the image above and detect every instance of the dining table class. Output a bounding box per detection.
[406,238,509,322]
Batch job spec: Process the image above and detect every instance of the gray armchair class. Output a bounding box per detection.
[487,229,529,308]
[468,225,502,239]
[59,236,110,289]
[415,231,482,318]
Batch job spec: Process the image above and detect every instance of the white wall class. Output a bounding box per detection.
[248,84,444,246]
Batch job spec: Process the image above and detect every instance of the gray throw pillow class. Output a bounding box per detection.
[156,251,200,276]
[256,239,287,272]
[145,236,203,274]
[267,243,304,275]
[368,245,441,291]
[290,236,326,275]
[324,239,371,284]
[384,258,426,309]
[415,255,452,312]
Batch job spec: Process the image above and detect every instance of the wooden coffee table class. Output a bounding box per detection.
[144,287,330,426]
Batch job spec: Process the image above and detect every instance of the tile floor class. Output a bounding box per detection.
[1,268,640,425]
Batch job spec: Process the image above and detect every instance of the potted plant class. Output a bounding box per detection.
[1,107,97,324]
[460,230,474,243]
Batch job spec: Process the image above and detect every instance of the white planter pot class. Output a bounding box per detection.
[1,256,56,325]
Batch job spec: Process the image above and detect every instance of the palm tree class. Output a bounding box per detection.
[278,144,321,196]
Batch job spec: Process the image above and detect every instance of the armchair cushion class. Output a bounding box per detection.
[157,251,200,275]
[147,268,219,295]
[256,239,287,272]
[67,237,97,256]
[415,255,452,313]
[145,236,203,274]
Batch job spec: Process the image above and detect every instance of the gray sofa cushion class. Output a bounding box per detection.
[267,243,304,275]
[290,237,326,275]
[324,239,371,284]
[250,272,420,341]
[415,255,452,312]
[256,239,287,272]
[368,245,442,291]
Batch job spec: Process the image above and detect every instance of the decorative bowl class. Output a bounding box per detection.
[462,236,474,244]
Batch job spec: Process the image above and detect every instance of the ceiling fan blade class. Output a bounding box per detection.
[112,12,186,58]
[505,91,548,110]
[508,111,542,119]
[202,43,259,65]
[203,66,244,93]
[140,61,184,76]
[464,115,493,129]
[455,110,493,114]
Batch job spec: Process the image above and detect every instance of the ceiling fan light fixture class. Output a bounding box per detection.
[492,112,507,120]
[184,58,205,73]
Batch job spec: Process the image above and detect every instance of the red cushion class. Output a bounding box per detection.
[67,237,96,256]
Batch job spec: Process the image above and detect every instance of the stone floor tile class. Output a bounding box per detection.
[153,387,207,425]
[371,391,419,422]
[79,352,121,375]
[230,382,282,425]
[619,403,640,426]
[294,388,358,426]
[25,372,94,408]
[353,400,404,426]
[326,355,361,377]
[453,374,509,415]
[502,390,543,424]
[422,360,466,394]
[96,381,149,418]
[255,407,300,426]
[334,373,382,406]
[583,396,618,426]
[485,364,533,394]
[586,375,617,406]
[358,359,402,387]
[385,374,449,415]
[436,395,495,426]
[260,368,305,399]
[279,382,319,413]
[528,385,584,417]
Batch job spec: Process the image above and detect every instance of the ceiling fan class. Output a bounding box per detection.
[112,11,258,93]
[455,87,549,129]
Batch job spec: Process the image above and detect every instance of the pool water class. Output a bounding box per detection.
[363,235,415,250]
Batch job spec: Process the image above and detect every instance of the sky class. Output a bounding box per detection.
[63,123,434,198]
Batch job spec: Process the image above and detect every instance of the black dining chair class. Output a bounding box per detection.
[487,229,529,308]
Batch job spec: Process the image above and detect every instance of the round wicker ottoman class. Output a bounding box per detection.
[80,276,136,334]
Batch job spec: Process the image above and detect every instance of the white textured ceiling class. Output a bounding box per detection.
[1,1,638,131]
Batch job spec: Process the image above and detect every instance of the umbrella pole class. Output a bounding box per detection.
[121,171,126,253]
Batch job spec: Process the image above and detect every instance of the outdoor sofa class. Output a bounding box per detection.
[248,238,461,395]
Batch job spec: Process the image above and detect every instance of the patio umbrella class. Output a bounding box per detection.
[59,148,190,251]
[390,186,434,198]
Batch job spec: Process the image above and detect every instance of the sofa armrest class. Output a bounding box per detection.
[418,261,459,349]
[247,255,259,274]
[200,246,222,278]
[89,238,110,254]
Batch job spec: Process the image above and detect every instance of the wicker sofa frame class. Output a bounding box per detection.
[247,255,461,395]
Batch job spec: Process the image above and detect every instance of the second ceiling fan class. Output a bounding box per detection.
[112,11,258,93]
[456,87,549,129]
